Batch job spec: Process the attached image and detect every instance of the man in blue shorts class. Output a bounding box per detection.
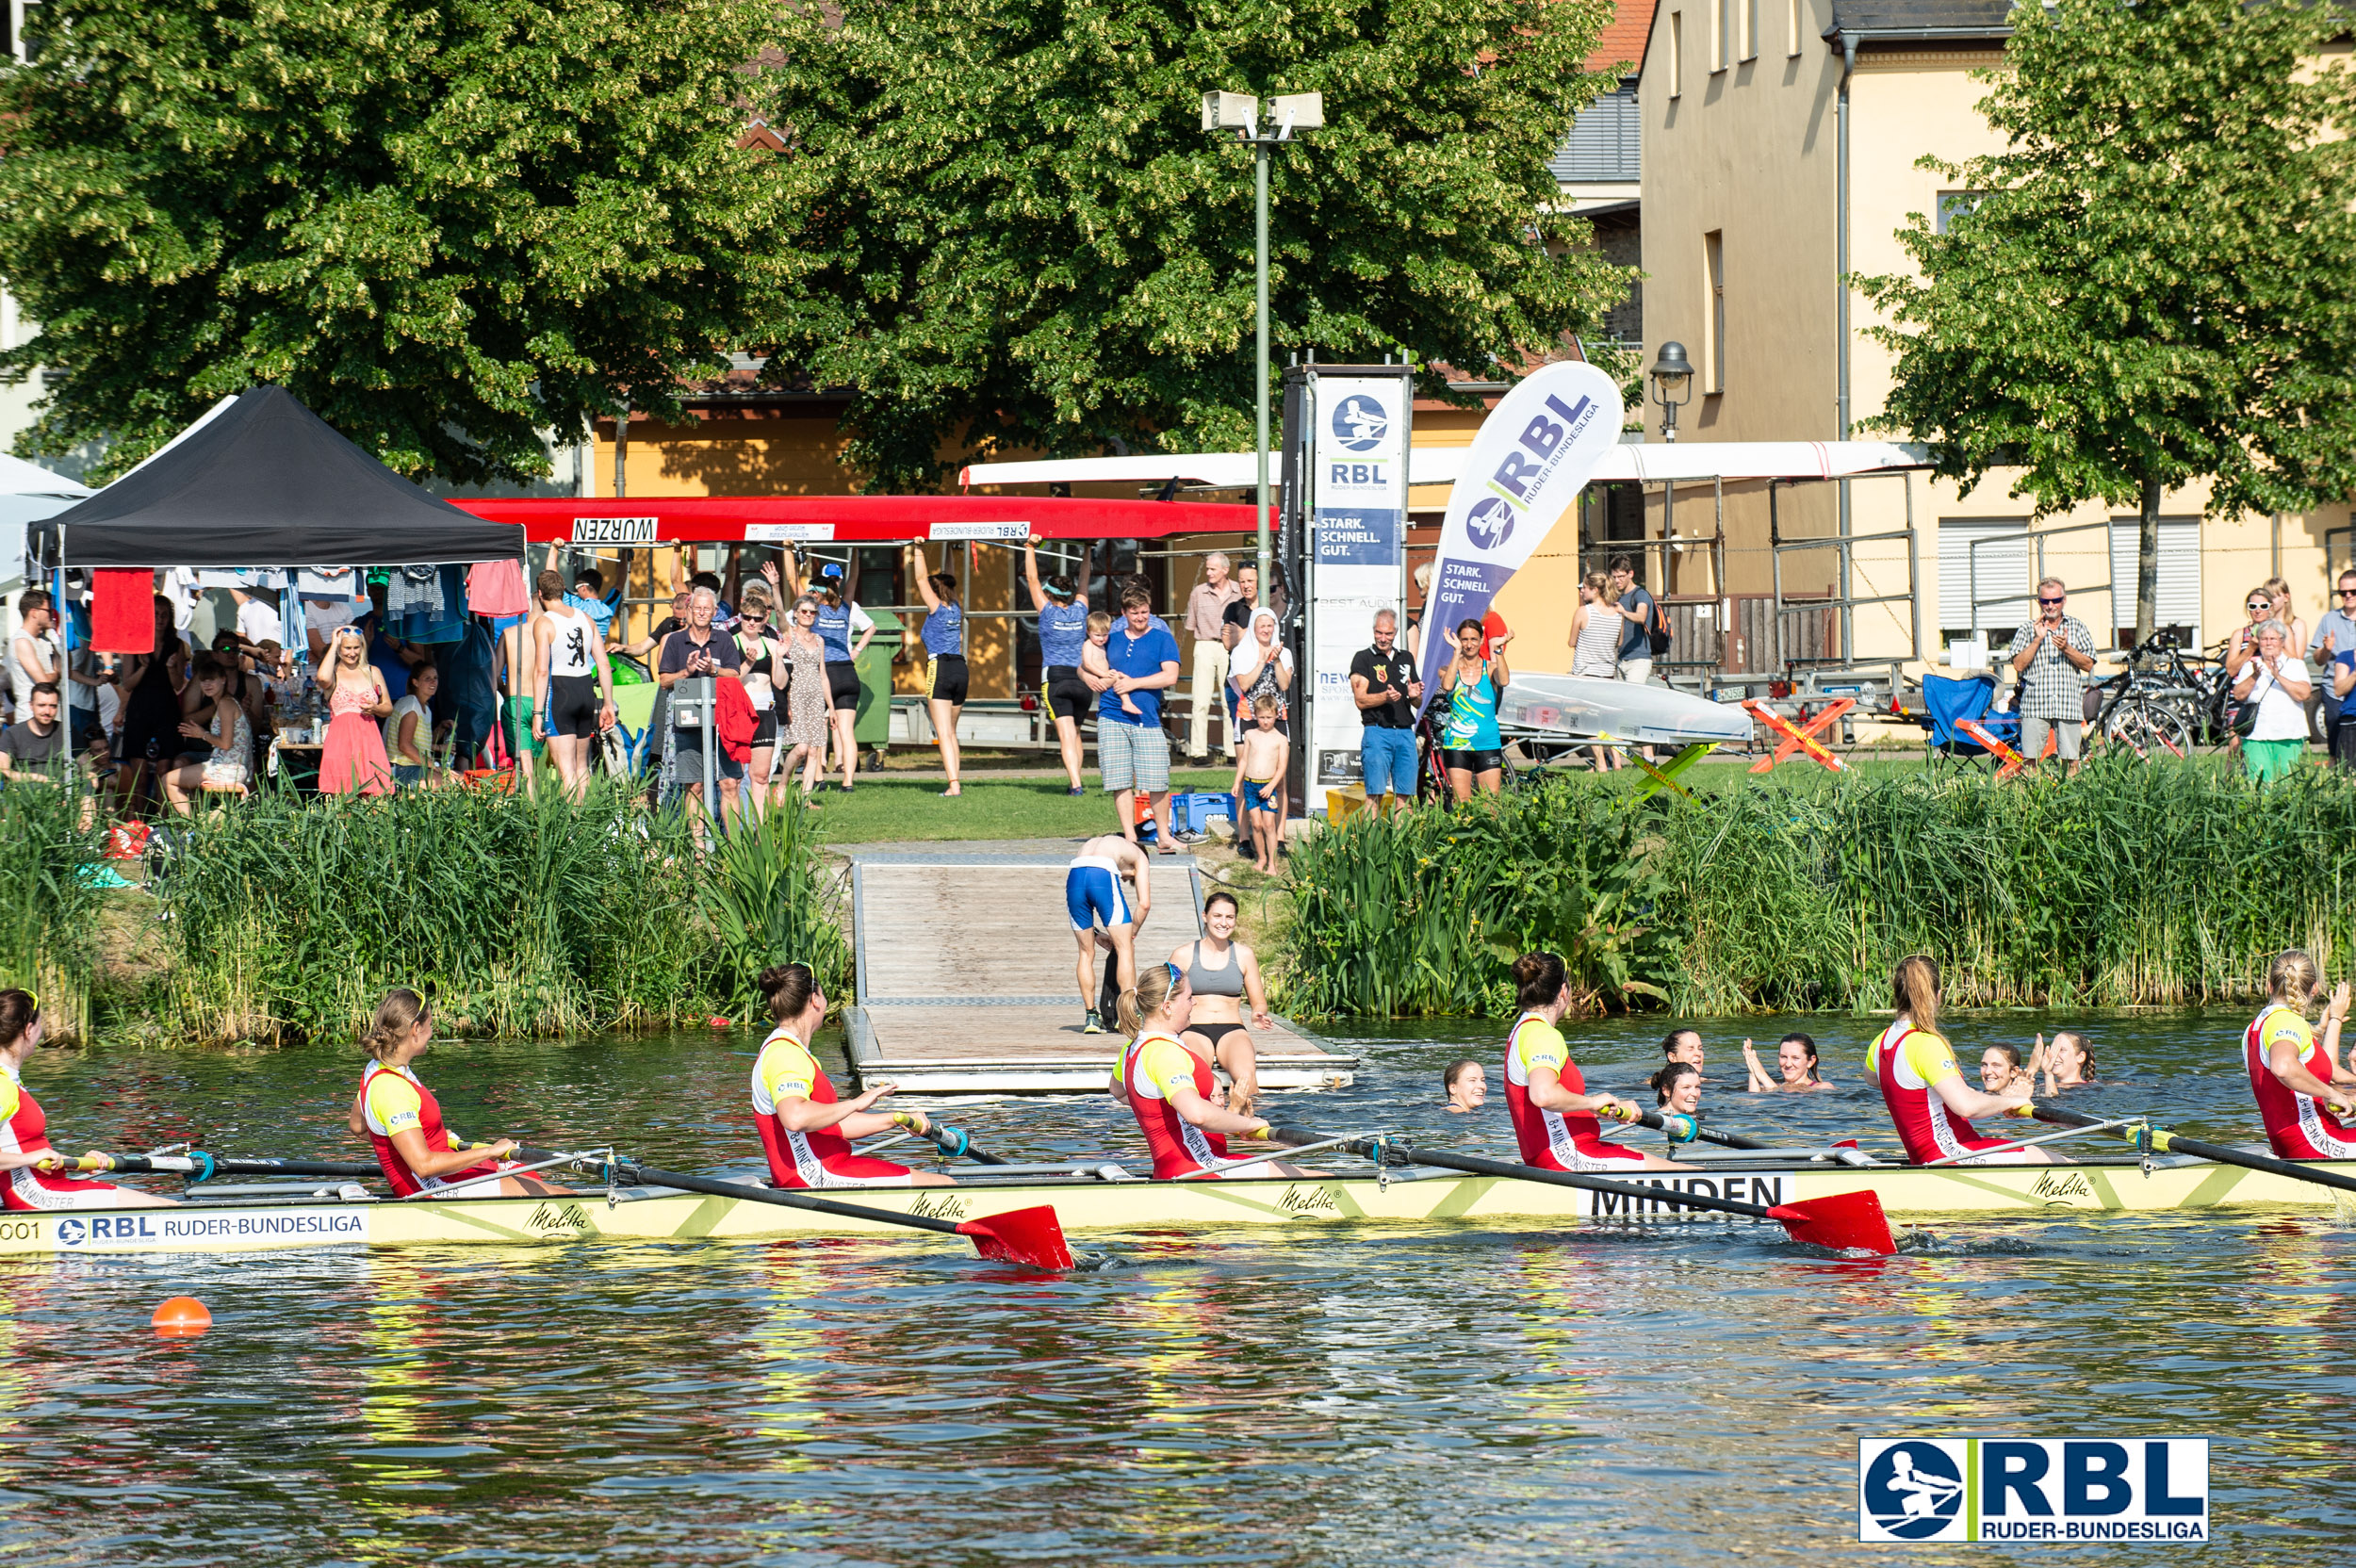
[1350,608,1422,813]
[1065,833,1153,1034]
[1099,586,1182,852]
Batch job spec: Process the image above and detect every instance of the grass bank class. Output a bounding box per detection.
[1276,757,2356,1020]
[0,785,106,1040]
[145,785,847,1046]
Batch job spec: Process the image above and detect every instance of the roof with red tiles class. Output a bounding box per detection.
[1587,0,1659,75]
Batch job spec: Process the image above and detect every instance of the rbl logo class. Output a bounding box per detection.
[1331,396,1388,452]
[1486,394,1594,501]
[1466,498,1515,551]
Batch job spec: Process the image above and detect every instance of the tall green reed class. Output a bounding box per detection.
[0,784,106,1039]
[694,797,853,1018]
[1279,756,2356,1020]
[150,781,822,1044]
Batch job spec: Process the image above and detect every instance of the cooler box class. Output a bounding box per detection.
[1172,791,1235,834]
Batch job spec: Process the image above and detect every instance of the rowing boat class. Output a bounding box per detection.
[9,1144,2353,1258]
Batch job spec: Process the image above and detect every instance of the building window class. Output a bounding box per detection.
[1937,191,1985,233]
[1703,230,1726,394]
[1710,0,1726,72]
[1787,0,1802,57]
[1938,519,2031,644]
[1740,0,1757,60]
[1550,82,1641,186]
[1670,11,1683,98]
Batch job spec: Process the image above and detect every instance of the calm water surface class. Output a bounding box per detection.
[5,1008,2351,1566]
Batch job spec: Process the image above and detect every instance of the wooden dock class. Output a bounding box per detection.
[843,849,1357,1095]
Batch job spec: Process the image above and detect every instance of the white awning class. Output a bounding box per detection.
[959,440,1935,494]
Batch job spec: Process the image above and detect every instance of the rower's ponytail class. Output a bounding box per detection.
[1119,960,1182,1037]
[1512,951,1567,1010]
[760,962,820,1022]
[1890,955,1942,1036]
[360,988,429,1061]
[2268,949,2320,1011]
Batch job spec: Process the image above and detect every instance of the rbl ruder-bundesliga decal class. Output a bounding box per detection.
[1858,1438,2209,1543]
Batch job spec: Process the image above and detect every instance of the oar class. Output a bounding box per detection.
[614,1161,1074,1270]
[1618,1106,1771,1152]
[50,1152,381,1181]
[915,1121,1010,1167]
[2031,1102,2356,1198]
[1267,1126,1896,1254]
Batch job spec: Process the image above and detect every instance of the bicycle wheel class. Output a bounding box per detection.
[2106,699,2192,760]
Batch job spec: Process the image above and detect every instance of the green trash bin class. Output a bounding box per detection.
[855,607,904,750]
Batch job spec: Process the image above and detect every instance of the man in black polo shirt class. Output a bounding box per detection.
[1350,609,1423,811]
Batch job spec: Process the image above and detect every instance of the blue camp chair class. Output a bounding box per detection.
[1920,673,2021,760]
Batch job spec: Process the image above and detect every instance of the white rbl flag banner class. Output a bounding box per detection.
[1413,361,1626,715]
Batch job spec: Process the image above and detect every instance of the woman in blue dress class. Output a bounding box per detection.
[1437,617,1513,803]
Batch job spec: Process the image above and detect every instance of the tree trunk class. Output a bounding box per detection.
[2135,475,2161,646]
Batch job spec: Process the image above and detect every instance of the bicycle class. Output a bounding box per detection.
[2085,633,2229,759]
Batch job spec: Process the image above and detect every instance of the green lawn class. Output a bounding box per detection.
[807,770,1245,843]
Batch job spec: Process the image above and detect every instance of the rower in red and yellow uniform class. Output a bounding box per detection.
[0,989,174,1210]
[1502,952,1691,1172]
[752,963,952,1188]
[1109,961,1317,1179]
[1868,956,2047,1165]
[348,988,570,1198]
[2246,950,2356,1161]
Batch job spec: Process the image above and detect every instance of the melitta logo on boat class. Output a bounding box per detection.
[1465,498,1514,551]
[1858,1439,2209,1543]
[2031,1170,2098,1205]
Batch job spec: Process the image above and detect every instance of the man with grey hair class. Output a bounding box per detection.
[2004,576,2095,772]
[1183,550,1240,761]
[657,584,744,827]
[1350,607,1421,810]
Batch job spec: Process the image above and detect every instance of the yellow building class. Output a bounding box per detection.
[1633,0,2352,677]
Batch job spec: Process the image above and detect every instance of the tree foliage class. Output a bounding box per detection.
[761,0,1633,487]
[0,0,793,483]
[1857,0,2356,639]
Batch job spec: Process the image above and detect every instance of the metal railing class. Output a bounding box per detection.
[1964,516,2123,652]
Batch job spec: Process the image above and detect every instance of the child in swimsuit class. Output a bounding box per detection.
[1080,611,1142,717]
[1232,696,1289,874]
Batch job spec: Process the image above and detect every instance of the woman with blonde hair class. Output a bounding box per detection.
[315,623,393,795]
[347,988,569,1197]
[734,580,785,814]
[2246,949,2356,1160]
[1866,955,2049,1165]
[1107,960,1310,1179]
[2266,577,2308,661]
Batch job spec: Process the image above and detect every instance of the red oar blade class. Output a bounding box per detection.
[955,1205,1075,1271]
[1766,1191,1897,1254]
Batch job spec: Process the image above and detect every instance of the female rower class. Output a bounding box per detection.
[1169,891,1271,1119]
[0,990,174,1210]
[1108,961,1316,1179]
[753,962,952,1188]
[1504,952,1692,1171]
[2034,1030,2098,1092]
[1652,1060,1702,1115]
[1436,617,1511,803]
[1443,1058,1486,1113]
[1743,1032,1833,1093]
[1979,1043,2029,1095]
[1661,1027,1705,1075]
[1867,956,2049,1165]
[2245,949,2356,1161]
[350,988,570,1197]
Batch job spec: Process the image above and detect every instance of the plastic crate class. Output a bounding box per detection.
[1171,791,1237,833]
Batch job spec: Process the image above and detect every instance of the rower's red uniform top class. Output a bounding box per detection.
[1121,1030,1229,1179]
[750,1026,915,1188]
[1868,1018,2010,1165]
[1501,1012,1644,1170]
[0,1063,124,1211]
[358,1062,500,1197]
[2246,1004,2356,1161]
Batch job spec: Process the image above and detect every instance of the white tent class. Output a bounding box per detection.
[958,439,1936,493]
[0,454,94,585]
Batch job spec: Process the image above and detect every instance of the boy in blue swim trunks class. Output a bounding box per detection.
[1066,834,1153,1034]
[1231,696,1289,874]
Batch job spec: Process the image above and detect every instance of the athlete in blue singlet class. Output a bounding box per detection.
[1026,534,1093,794]
[1437,618,1513,802]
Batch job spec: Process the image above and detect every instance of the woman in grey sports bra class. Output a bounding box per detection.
[1168,890,1273,1117]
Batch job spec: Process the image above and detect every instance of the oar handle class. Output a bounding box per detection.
[919,1122,1009,1167]
[1266,1125,1779,1221]
[1622,1106,1770,1151]
[2032,1102,2356,1196]
[615,1163,969,1238]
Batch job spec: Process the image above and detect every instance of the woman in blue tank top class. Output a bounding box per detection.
[907,542,969,796]
[804,560,872,792]
[1438,617,1513,803]
[1025,535,1091,795]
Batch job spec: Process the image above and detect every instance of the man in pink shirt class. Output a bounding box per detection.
[1182,552,1241,762]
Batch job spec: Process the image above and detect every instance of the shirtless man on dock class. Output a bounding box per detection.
[1065,833,1153,1035]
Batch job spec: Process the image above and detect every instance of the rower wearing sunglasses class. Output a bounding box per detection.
[0,990,176,1210]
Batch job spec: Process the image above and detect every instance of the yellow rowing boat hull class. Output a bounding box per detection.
[2,1157,2350,1258]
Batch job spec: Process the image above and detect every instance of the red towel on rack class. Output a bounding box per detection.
[90,569,155,653]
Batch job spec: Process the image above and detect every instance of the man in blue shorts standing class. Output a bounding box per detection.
[1350,608,1422,812]
[1066,833,1153,1034]
[1098,585,1183,852]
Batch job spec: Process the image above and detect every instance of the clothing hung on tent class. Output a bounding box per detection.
[385,564,466,645]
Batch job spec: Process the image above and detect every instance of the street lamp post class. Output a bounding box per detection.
[1647,341,1693,443]
[1203,90,1323,596]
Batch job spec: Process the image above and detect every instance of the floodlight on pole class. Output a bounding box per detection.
[1200,88,1323,600]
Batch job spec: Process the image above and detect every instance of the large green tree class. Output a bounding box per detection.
[761,0,1631,487]
[1857,0,2356,642]
[0,0,793,483]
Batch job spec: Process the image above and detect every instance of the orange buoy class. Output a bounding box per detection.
[151,1297,211,1335]
[708,1016,732,1028]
